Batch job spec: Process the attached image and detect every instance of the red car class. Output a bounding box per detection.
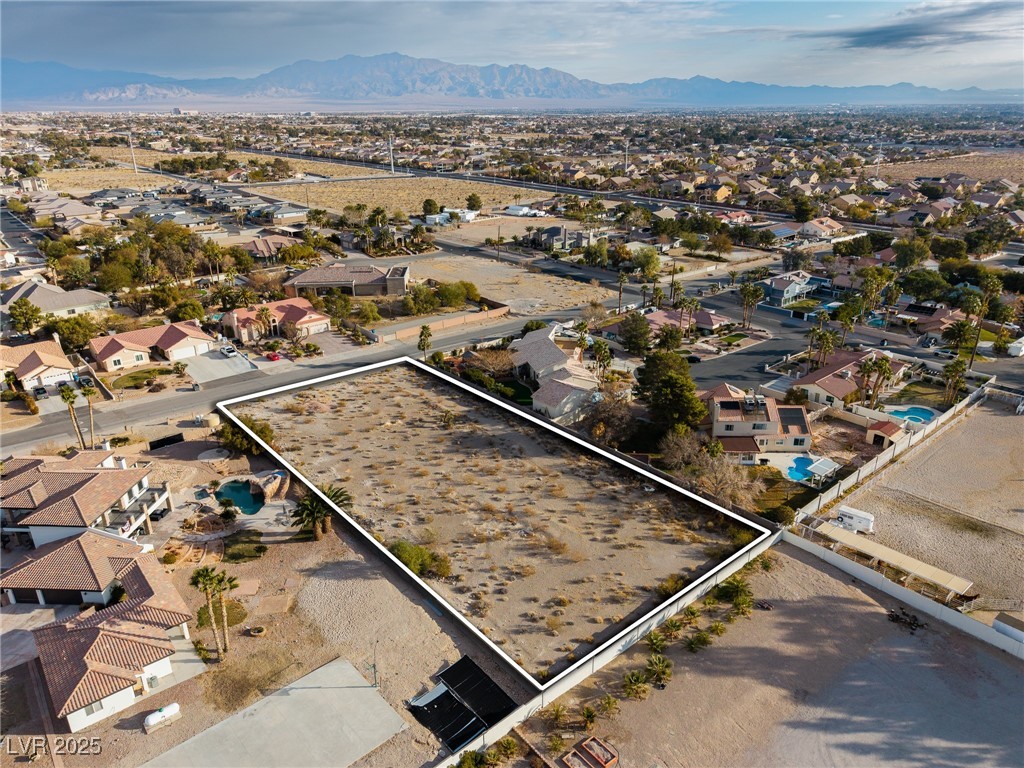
[265,352,282,361]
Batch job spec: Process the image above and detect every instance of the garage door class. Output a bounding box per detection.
[41,589,83,605]
[10,588,38,603]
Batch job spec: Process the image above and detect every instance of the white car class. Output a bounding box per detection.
[220,345,238,358]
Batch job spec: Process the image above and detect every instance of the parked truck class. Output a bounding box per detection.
[834,505,875,534]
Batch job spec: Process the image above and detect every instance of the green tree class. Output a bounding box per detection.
[190,566,224,657]
[616,271,628,315]
[79,385,99,449]
[522,320,547,337]
[941,319,974,349]
[358,302,381,324]
[618,311,652,355]
[738,282,765,328]
[634,351,707,429]
[422,198,440,216]
[708,233,733,259]
[892,238,930,273]
[49,315,99,351]
[97,262,134,293]
[630,246,661,280]
[466,193,483,211]
[7,298,41,334]
[969,274,1003,368]
[655,324,685,351]
[417,324,433,360]
[216,415,275,455]
[646,654,673,686]
[792,197,818,222]
[901,270,951,303]
[592,339,612,378]
[942,358,968,405]
[170,299,206,323]
[291,484,350,541]
[59,385,86,450]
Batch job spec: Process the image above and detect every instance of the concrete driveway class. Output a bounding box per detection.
[1,603,78,671]
[185,351,257,384]
[144,658,406,768]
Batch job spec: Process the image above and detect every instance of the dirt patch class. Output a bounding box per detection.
[89,147,386,179]
[413,254,613,314]
[877,151,1024,184]
[811,417,884,466]
[844,401,1024,598]
[44,167,165,193]
[265,177,540,217]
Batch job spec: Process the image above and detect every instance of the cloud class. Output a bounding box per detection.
[796,0,1021,50]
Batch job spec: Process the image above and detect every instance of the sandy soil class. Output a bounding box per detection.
[265,178,540,218]
[43,167,166,193]
[89,146,385,179]
[412,254,612,314]
[843,402,1024,599]
[877,151,1024,184]
[233,365,744,680]
[437,216,586,247]
[812,417,885,467]
[521,543,1024,768]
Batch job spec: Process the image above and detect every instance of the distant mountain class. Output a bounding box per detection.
[3,53,1019,109]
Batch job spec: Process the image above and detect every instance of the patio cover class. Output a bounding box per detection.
[807,457,841,478]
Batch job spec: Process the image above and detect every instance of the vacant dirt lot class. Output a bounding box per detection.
[878,151,1024,184]
[44,167,166,193]
[89,146,384,178]
[522,543,1024,768]
[439,215,585,247]
[266,177,540,217]
[844,401,1024,599]
[413,254,613,314]
[233,365,750,681]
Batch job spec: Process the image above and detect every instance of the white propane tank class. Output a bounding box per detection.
[144,702,180,729]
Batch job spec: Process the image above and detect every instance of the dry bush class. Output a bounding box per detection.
[203,646,295,711]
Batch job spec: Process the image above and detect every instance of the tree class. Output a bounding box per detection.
[941,319,974,349]
[634,351,707,430]
[7,298,41,334]
[892,238,930,273]
[655,324,685,351]
[49,315,99,351]
[727,269,739,286]
[942,358,968,406]
[216,415,275,455]
[630,246,661,280]
[792,196,818,222]
[868,356,893,409]
[592,339,612,378]
[358,302,381,324]
[618,311,652,355]
[738,282,764,328]
[291,484,349,540]
[616,271,628,315]
[658,428,704,470]
[190,567,224,657]
[170,299,206,323]
[96,262,134,293]
[623,670,650,700]
[422,198,440,216]
[901,270,951,303]
[708,233,733,259]
[80,385,99,449]
[580,396,635,448]
[969,274,1003,368]
[417,325,433,360]
[58,386,86,449]
[466,193,483,211]
[816,329,840,366]
[214,570,239,654]
[522,320,548,337]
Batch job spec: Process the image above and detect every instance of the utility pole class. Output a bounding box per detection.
[128,128,139,175]
[624,138,629,171]
[388,133,396,175]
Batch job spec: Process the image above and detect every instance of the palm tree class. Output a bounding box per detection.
[839,315,855,348]
[255,306,274,340]
[580,704,598,732]
[291,484,350,539]
[816,329,839,366]
[623,670,650,700]
[646,654,673,686]
[214,570,239,654]
[597,693,619,718]
[968,274,1003,368]
[58,386,86,450]
[646,630,666,654]
[868,356,894,410]
[738,283,764,328]
[942,358,968,405]
[651,285,665,309]
[616,272,627,315]
[190,566,224,656]
[804,326,821,369]
[728,269,739,286]
[941,319,974,350]
[79,384,99,449]
[858,357,877,406]
[641,284,649,308]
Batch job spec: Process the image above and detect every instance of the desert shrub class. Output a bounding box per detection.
[389,539,451,578]
[763,505,796,526]
[161,552,179,565]
[1,389,17,402]
[18,392,38,414]
[545,734,565,754]
[623,670,650,700]
[713,574,752,603]
[655,573,688,599]
[192,639,213,662]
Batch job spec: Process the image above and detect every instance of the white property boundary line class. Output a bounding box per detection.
[218,356,772,694]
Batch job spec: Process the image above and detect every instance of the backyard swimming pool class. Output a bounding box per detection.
[887,405,938,424]
[866,316,886,328]
[787,456,815,482]
[215,480,265,515]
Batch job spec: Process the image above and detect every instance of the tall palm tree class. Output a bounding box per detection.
[59,386,86,450]
[968,274,1003,368]
[651,285,665,309]
[641,284,649,308]
[214,570,240,654]
[839,316,855,348]
[868,356,893,410]
[942,358,968,406]
[816,329,839,366]
[190,566,224,656]
[616,271,627,315]
[79,385,99,449]
[858,357,877,406]
[727,269,739,286]
[255,306,274,340]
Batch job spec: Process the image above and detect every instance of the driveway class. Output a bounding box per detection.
[185,351,258,384]
[143,658,406,768]
[0,603,78,671]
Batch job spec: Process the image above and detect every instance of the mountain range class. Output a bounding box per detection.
[3,53,1020,109]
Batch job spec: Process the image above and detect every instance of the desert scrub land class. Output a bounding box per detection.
[412,254,614,314]
[233,364,753,681]
[265,177,540,216]
[878,150,1024,184]
[89,146,386,178]
[44,167,166,192]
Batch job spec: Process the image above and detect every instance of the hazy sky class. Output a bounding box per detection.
[3,0,1022,89]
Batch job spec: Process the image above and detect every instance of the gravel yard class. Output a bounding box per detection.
[843,401,1024,599]
[521,543,1024,768]
[412,253,613,314]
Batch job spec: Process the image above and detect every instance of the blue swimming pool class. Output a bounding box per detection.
[866,316,886,328]
[215,480,265,515]
[887,405,938,424]
[787,456,815,482]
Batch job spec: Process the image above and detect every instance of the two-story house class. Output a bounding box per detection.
[701,384,812,464]
[508,325,600,424]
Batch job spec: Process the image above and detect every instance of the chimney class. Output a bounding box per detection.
[101,439,111,450]
[115,456,128,469]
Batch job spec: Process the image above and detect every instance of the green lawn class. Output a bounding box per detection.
[883,379,952,411]
[751,466,819,513]
[108,367,173,390]
[785,299,821,312]
[720,333,749,344]
[222,530,268,563]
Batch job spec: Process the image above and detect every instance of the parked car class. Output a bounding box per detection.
[686,355,702,364]
[220,345,238,358]
[265,351,282,361]
[32,386,48,399]
[934,348,958,359]
[78,376,94,388]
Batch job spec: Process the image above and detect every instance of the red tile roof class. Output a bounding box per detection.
[0,530,141,592]
[88,321,214,364]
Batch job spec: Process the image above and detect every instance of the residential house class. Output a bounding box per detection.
[790,349,908,407]
[221,297,331,343]
[799,217,845,239]
[283,263,409,298]
[240,234,302,262]
[758,270,819,307]
[248,203,308,225]
[88,321,217,372]
[0,450,172,548]
[508,326,600,423]
[1,280,110,332]
[0,338,76,390]
[9,532,193,732]
[700,384,812,464]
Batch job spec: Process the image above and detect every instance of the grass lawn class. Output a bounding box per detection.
[197,598,248,629]
[108,367,173,390]
[500,378,534,406]
[751,466,819,513]
[883,379,952,411]
[222,530,268,563]
[720,333,749,344]
[785,299,821,312]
